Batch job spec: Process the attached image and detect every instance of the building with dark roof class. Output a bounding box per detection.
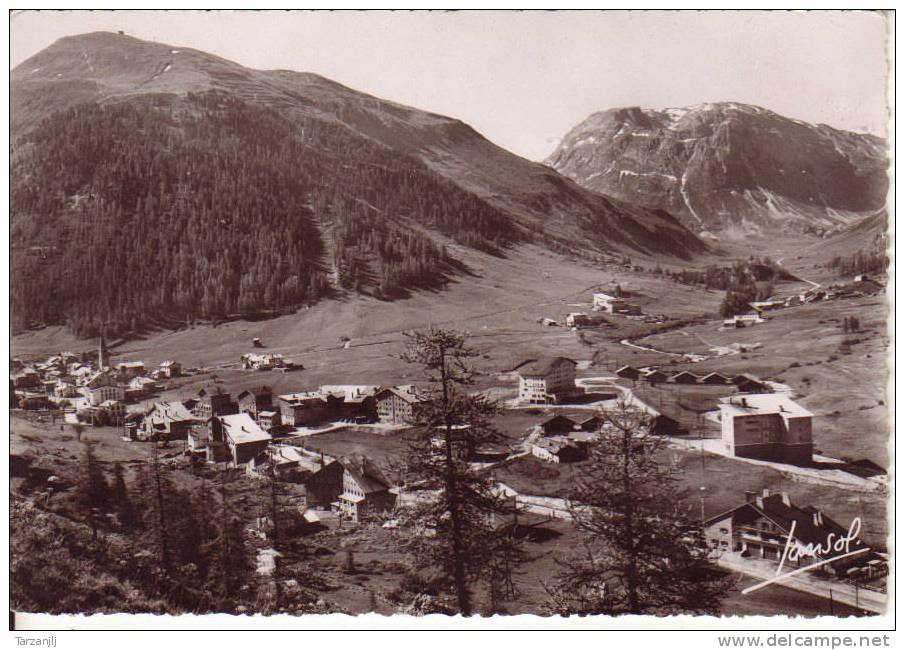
[538,414,578,436]
[670,371,700,385]
[374,385,428,424]
[704,489,885,580]
[615,365,641,381]
[333,455,396,522]
[515,356,577,405]
[237,386,273,419]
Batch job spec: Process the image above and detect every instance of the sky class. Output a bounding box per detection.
[9,9,891,161]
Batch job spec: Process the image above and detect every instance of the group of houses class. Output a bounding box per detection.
[529,411,687,464]
[128,381,431,456]
[240,352,287,371]
[131,382,400,522]
[9,336,184,426]
[615,366,773,392]
[722,274,884,329]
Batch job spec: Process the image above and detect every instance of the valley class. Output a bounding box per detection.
[11,228,890,617]
[9,27,890,623]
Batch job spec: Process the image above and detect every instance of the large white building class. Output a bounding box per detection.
[515,357,577,405]
[719,394,813,465]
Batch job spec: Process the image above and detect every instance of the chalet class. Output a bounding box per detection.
[141,401,199,441]
[531,435,590,464]
[615,365,642,381]
[719,394,813,465]
[593,293,621,313]
[82,373,125,406]
[246,445,308,481]
[670,371,700,385]
[210,412,273,466]
[71,366,95,385]
[129,376,158,395]
[257,410,281,430]
[731,374,772,394]
[749,300,783,312]
[278,391,341,427]
[704,489,885,580]
[305,459,346,508]
[566,312,608,328]
[99,399,126,425]
[319,384,380,420]
[579,415,604,432]
[196,387,237,419]
[738,310,767,324]
[116,361,146,380]
[648,414,688,436]
[187,427,210,455]
[701,372,731,385]
[241,352,285,371]
[237,386,273,419]
[515,357,577,405]
[18,392,51,410]
[54,379,79,398]
[159,360,182,378]
[333,456,396,523]
[540,414,579,435]
[853,274,871,283]
[642,369,668,385]
[11,368,40,389]
[375,385,429,424]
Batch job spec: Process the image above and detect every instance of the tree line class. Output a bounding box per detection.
[827,250,887,278]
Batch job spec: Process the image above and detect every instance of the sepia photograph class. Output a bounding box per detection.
[6,5,895,637]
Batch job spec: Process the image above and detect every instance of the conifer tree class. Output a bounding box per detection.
[547,400,731,615]
[397,328,523,615]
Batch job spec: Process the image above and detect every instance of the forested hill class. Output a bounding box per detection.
[11,94,515,336]
[11,32,706,337]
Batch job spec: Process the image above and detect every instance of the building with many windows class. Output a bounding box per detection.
[515,357,577,405]
[719,394,813,465]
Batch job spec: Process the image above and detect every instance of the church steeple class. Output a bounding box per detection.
[98,327,109,369]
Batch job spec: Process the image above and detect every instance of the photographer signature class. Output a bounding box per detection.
[742,517,869,595]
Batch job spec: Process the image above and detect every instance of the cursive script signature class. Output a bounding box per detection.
[742,517,869,595]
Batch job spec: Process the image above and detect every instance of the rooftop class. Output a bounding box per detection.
[719,394,812,419]
[220,412,272,445]
[514,356,577,376]
[377,385,428,404]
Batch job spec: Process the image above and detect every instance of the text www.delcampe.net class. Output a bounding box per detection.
[717,635,891,648]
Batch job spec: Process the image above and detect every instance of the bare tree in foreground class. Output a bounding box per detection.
[547,399,731,615]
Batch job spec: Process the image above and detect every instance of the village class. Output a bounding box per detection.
[9,266,889,616]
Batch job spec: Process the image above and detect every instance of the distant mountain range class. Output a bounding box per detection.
[546,102,889,237]
[11,32,704,335]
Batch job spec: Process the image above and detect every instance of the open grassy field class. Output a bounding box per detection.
[632,294,890,466]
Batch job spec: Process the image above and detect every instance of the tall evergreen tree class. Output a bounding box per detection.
[397,328,524,615]
[547,400,731,615]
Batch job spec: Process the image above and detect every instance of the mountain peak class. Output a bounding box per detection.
[547,102,888,236]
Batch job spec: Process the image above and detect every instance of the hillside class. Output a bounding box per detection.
[546,102,888,237]
[11,32,707,337]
